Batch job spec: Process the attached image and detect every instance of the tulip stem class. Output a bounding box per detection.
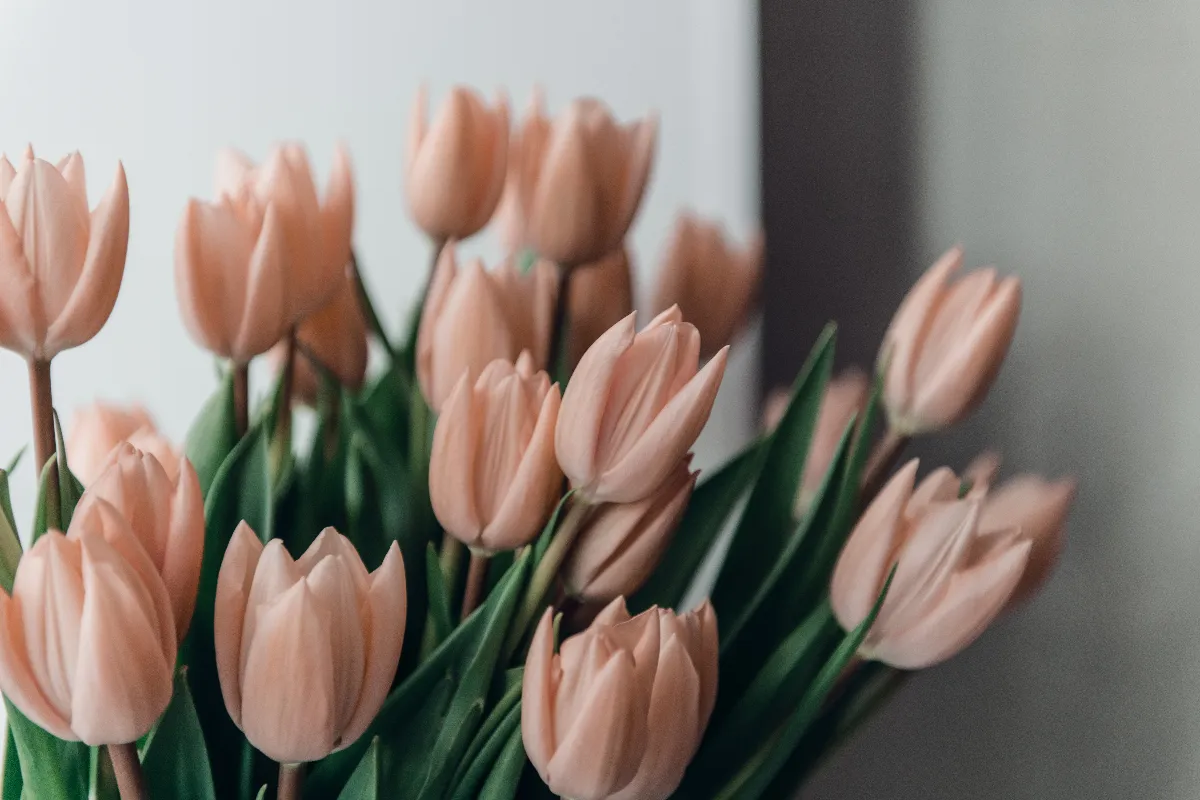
[860,428,909,505]
[233,362,250,439]
[270,329,297,475]
[461,551,491,621]
[107,743,148,800]
[27,359,55,478]
[546,265,574,384]
[277,762,305,800]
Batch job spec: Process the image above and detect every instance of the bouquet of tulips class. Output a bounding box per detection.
[0,86,1076,800]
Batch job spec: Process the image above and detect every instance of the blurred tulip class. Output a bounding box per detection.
[406,85,509,241]
[980,472,1076,605]
[67,402,180,485]
[881,247,1021,434]
[563,459,696,602]
[0,499,175,744]
[492,89,550,252]
[652,214,763,356]
[81,442,204,639]
[215,524,406,763]
[556,307,727,504]
[0,148,129,360]
[273,267,368,405]
[567,247,635,367]
[416,243,557,410]
[216,143,354,324]
[430,355,562,552]
[831,460,1031,669]
[802,370,871,511]
[515,97,656,266]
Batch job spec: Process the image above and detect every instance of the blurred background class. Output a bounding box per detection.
[0,1,1192,798]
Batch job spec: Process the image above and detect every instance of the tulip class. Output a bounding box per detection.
[67,402,180,485]
[215,143,355,324]
[492,89,550,252]
[0,498,175,744]
[215,524,406,763]
[980,473,1076,605]
[273,267,368,405]
[406,85,509,242]
[80,442,204,639]
[430,354,562,552]
[804,369,871,509]
[556,307,728,504]
[566,247,635,367]
[563,459,696,602]
[881,246,1022,434]
[515,97,656,266]
[416,243,557,410]
[831,460,1031,669]
[652,213,763,356]
[0,148,129,361]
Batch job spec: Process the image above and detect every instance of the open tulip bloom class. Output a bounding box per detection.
[0,107,1073,800]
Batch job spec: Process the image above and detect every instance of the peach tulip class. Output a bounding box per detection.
[274,267,368,405]
[81,442,204,639]
[215,143,354,325]
[881,247,1021,434]
[802,370,870,510]
[556,307,727,504]
[430,354,562,552]
[0,148,129,361]
[215,524,406,763]
[492,90,550,252]
[416,243,557,410]
[567,247,635,367]
[67,402,180,485]
[406,85,509,241]
[831,460,1031,669]
[515,97,656,267]
[0,498,175,744]
[652,214,763,356]
[980,473,1076,605]
[563,459,696,602]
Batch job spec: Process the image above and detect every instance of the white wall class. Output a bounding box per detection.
[0,0,761,528]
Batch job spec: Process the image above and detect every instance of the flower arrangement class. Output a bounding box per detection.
[0,86,1075,800]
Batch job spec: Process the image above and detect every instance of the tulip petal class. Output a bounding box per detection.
[0,200,43,356]
[240,540,300,680]
[429,374,483,545]
[305,556,366,731]
[321,143,355,278]
[13,533,83,719]
[174,197,254,360]
[982,476,1076,604]
[882,246,961,408]
[214,522,263,727]
[55,152,87,218]
[163,459,204,638]
[470,94,510,234]
[295,528,370,590]
[231,202,290,362]
[521,610,559,776]
[428,261,515,409]
[529,105,601,265]
[415,242,457,404]
[609,115,657,249]
[214,148,255,197]
[0,591,75,740]
[0,156,15,198]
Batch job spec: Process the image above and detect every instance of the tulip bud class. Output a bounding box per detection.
[881,247,1022,434]
[492,89,550,252]
[416,243,557,410]
[799,369,870,511]
[430,355,562,552]
[980,472,1076,605]
[652,213,763,356]
[831,460,1031,669]
[406,85,509,241]
[81,443,204,639]
[567,247,635,367]
[556,307,727,504]
[0,149,129,360]
[272,267,368,405]
[215,143,355,325]
[563,459,696,602]
[516,97,656,266]
[67,402,180,485]
[215,525,406,763]
[0,499,175,744]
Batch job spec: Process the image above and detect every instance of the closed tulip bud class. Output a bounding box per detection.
[980,473,1076,605]
[831,460,1031,669]
[564,459,696,602]
[491,89,550,252]
[81,443,204,639]
[881,247,1022,434]
[273,267,368,405]
[652,214,763,356]
[416,243,557,410]
[215,525,406,763]
[406,85,509,241]
[0,498,175,744]
[0,149,129,360]
[567,247,635,367]
[430,355,562,552]
[216,143,355,325]
[517,97,656,266]
[556,307,728,504]
[67,402,180,485]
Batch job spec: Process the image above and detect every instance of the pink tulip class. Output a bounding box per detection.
[980,473,1076,605]
[881,247,1022,434]
[566,247,635,367]
[563,459,696,602]
[0,148,129,360]
[273,267,368,405]
[492,89,550,252]
[67,402,180,485]
[406,85,509,241]
[0,498,175,744]
[831,460,1031,669]
[429,355,562,552]
[556,307,728,504]
[802,369,871,508]
[215,524,406,763]
[81,442,204,639]
[652,213,763,356]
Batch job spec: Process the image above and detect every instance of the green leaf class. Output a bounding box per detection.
[449,675,522,800]
[52,411,83,530]
[89,746,119,800]
[0,470,22,594]
[630,439,766,612]
[2,726,22,800]
[337,738,381,799]
[5,448,25,476]
[185,371,238,496]
[255,787,267,800]
[4,700,89,800]
[476,722,528,800]
[425,543,454,652]
[141,672,216,800]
